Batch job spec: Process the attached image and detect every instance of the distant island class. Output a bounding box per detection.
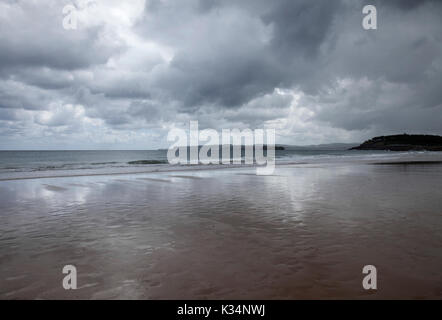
[158,145,286,151]
[350,134,442,151]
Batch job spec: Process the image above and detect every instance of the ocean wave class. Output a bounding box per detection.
[90,162,119,165]
[127,160,168,165]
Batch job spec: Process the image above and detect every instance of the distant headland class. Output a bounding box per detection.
[350,134,442,151]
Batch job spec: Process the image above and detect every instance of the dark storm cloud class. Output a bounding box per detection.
[262,0,341,58]
[377,0,439,10]
[136,0,343,109]
[0,27,114,71]
[0,0,442,148]
[0,2,120,71]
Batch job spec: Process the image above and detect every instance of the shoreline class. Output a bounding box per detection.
[2,155,442,182]
[1,157,442,299]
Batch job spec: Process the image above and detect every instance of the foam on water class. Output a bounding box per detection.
[1,150,442,181]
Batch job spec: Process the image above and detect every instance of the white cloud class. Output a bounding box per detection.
[0,0,442,149]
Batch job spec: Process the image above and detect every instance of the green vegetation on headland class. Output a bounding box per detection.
[350,134,442,151]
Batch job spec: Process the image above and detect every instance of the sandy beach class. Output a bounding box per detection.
[1,160,442,299]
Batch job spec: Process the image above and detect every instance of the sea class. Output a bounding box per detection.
[0,149,439,180]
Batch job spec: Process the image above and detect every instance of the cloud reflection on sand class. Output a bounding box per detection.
[1,163,442,299]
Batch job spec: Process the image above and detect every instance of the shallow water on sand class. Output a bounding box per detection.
[1,163,442,299]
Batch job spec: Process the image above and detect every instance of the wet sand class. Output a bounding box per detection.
[1,162,442,299]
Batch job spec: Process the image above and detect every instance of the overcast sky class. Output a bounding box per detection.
[0,0,441,149]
